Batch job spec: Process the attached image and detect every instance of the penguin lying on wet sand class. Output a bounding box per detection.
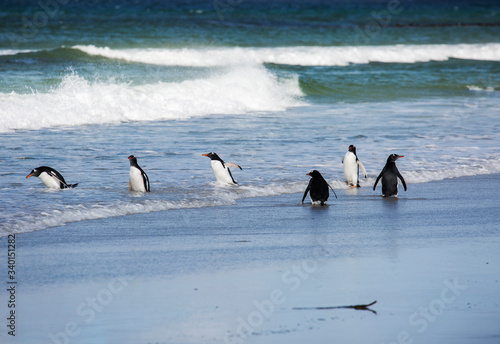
[342,144,367,187]
[202,152,242,185]
[301,170,337,206]
[373,154,407,197]
[26,166,78,189]
[128,155,150,192]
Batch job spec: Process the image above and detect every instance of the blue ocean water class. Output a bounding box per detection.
[1,0,499,235]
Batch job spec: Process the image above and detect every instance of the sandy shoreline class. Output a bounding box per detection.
[1,174,499,344]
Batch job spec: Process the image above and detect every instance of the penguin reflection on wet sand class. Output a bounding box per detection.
[301,170,336,206]
[128,155,150,192]
[203,152,242,185]
[342,144,367,187]
[373,154,407,197]
[26,166,78,189]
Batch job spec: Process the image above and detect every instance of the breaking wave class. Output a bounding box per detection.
[73,43,500,67]
[0,66,303,133]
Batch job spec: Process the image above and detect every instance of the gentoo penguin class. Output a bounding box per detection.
[26,166,78,189]
[202,152,242,185]
[342,144,367,187]
[373,154,407,197]
[128,155,150,192]
[301,170,335,206]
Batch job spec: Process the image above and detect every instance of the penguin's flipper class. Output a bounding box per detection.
[301,185,311,204]
[226,162,242,170]
[326,182,338,199]
[226,167,238,185]
[373,173,383,190]
[47,170,72,189]
[358,160,368,178]
[397,172,407,191]
[141,171,151,192]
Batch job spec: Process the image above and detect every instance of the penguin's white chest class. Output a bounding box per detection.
[38,172,61,189]
[130,167,147,192]
[211,160,236,185]
[343,152,358,185]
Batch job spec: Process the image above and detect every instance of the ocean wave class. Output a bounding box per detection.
[0,49,38,56]
[402,158,500,184]
[0,198,233,236]
[0,182,304,236]
[73,43,500,67]
[0,177,377,236]
[0,66,303,133]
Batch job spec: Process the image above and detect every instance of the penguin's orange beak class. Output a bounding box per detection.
[398,155,404,158]
[26,173,33,178]
[306,173,311,176]
[202,154,209,157]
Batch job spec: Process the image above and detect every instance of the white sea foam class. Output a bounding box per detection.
[0,49,37,56]
[467,85,496,92]
[1,198,233,235]
[73,43,500,67]
[0,66,303,133]
[404,157,500,184]
[0,182,301,235]
[349,160,500,188]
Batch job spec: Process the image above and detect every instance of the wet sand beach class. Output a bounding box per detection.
[1,174,499,344]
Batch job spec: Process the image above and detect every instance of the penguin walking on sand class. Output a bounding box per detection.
[301,170,337,206]
[128,155,150,192]
[202,152,242,185]
[342,145,367,187]
[373,154,407,197]
[26,166,78,189]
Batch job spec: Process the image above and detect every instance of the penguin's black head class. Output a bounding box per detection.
[128,155,138,166]
[387,154,404,163]
[202,152,221,161]
[306,170,323,179]
[26,167,42,178]
[348,145,356,154]
[26,166,53,178]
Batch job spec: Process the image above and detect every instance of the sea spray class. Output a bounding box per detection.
[0,66,303,133]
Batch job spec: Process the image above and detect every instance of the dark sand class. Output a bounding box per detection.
[1,174,499,344]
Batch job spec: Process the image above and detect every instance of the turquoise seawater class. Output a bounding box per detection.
[0,0,499,235]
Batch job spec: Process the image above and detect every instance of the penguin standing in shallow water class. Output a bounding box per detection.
[342,145,367,187]
[301,170,336,206]
[202,152,242,185]
[26,166,78,189]
[373,154,407,197]
[128,155,150,192]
